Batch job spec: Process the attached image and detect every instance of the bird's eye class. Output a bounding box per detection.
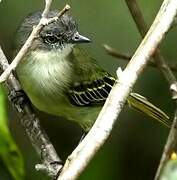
[43,35,58,44]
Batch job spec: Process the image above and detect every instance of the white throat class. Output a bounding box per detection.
[31,44,74,63]
[22,43,75,97]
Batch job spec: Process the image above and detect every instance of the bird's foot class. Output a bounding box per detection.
[8,89,30,113]
[35,161,63,179]
[38,144,64,178]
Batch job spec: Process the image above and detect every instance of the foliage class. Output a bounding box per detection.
[0,85,25,180]
[160,159,177,180]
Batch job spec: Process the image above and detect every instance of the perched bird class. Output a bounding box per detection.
[14,11,170,132]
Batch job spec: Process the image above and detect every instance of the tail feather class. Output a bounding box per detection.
[127,93,170,127]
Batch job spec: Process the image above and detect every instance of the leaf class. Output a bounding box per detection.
[160,159,177,180]
[0,85,25,180]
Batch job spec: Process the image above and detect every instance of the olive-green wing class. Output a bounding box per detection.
[68,75,115,106]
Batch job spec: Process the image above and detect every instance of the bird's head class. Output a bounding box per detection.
[15,11,90,52]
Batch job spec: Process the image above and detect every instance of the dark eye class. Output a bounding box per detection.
[43,35,58,44]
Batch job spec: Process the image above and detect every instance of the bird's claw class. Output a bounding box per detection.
[35,161,63,179]
[8,89,29,113]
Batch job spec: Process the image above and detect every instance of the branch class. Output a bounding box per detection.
[0,47,62,178]
[0,1,71,178]
[122,0,177,179]
[0,4,70,83]
[42,0,53,18]
[124,0,177,99]
[104,44,131,60]
[104,44,177,72]
[155,104,177,180]
[57,0,177,179]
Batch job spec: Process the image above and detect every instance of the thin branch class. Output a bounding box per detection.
[0,1,71,178]
[125,0,177,99]
[124,0,177,179]
[104,44,131,60]
[0,47,62,178]
[104,44,177,72]
[42,0,53,18]
[0,4,70,83]
[57,0,177,179]
[155,104,177,180]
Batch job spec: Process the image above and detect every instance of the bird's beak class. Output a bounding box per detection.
[71,32,91,43]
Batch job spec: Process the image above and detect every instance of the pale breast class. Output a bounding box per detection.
[17,49,73,110]
[16,48,103,131]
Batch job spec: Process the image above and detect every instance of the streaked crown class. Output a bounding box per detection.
[14,11,90,51]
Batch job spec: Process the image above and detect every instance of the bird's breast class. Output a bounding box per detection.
[17,50,73,110]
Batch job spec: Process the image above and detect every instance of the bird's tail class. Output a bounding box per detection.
[127,93,170,127]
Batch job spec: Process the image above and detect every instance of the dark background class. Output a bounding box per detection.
[0,0,176,179]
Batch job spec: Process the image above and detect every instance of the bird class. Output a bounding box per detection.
[14,11,170,132]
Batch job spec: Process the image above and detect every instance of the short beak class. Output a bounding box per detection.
[71,32,91,43]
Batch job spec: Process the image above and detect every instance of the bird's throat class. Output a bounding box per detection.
[31,44,74,63]
[16,46,74,109]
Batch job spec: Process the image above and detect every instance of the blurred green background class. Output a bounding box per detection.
[0,0,176,179]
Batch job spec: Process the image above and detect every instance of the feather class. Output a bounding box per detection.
[68,75,115,106]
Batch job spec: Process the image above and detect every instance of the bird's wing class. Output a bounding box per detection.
[67,74,115,106]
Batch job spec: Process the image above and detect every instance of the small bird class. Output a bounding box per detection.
[14,11,170,132]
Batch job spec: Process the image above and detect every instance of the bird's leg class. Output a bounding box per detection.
[8,89,64,178]
[36,144,64,178]
[8,89,30,113]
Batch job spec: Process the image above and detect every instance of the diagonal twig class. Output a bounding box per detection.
[42,0,53,18]
[155,104,177,180]
[0,46,62,178]
[124,0,177,99]
[104,44,131,60]
[124,0,177,179]
[0,1,70,178]
[104,44,177,72]
[57,0,177,179]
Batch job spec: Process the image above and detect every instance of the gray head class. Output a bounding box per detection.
[14,11,90,51]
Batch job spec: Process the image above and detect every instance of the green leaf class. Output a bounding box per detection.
[160,159,177,180]
[0,85,25,180]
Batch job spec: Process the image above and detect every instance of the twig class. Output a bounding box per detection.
[124,0,177,179]
[125,0,177,179]
[125,0,177,99]
[155,104,177,180]
[57,0,177,179]
[42,0,53,18]
[104,44,177,72]
[0,4,70,83]
[0,47,62,178]
[0,1,71,178]
[104,44,131,60]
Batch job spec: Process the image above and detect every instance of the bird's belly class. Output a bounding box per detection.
[16,55,102,131]
[18,74,101,131]
[21,76,68,115]
[17,56,72,113]
[29,88,101,131]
